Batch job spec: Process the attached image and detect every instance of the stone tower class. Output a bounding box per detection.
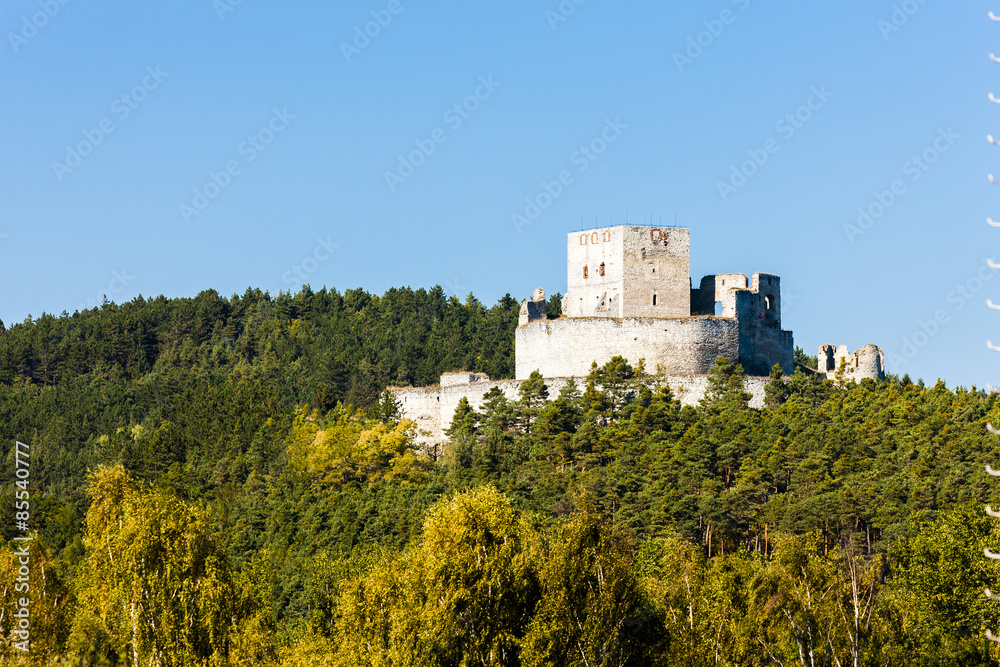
[563,226,691,318]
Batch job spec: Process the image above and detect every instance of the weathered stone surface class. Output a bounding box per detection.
[515,316,738,378]
[440,371,491,388]
[816,343,885,381]
[691,274,748,317]
[518,290,548,326]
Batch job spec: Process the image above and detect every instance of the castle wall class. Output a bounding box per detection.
[441,371,490,387]
[519,288,548,326]
[733,274,794,375]
[816,343,885,381]
[394,373,771,450]
[751,274,782,324]
[818,344,835,373]
[515,316,740,380]
[741,324,795,375]
[395,377,571,450]
[394,384,447,448]
[692,274,749,317]
[856,344,885,378]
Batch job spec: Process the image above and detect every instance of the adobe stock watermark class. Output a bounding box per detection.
[878,0,930,40]
[511,117,628,233]
[780,285,800,317]
[213,0,246,21]
[52,66,168,182]
[716,85,832,201]
[76,268,135,312]
[887,257,996,368]
[672,0,751,73]
[8,0,71,54]
[443,277,470,296]
[384,76,501,192]
[11,440,31,653]
[546,0,586,30]
[179,107,295,223]
[340,0,411,64]
[842,127,958,244]
[282,236,339,285]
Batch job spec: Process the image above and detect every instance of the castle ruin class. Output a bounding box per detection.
[393,225,883,448]
[516,226,794,378]
[816,343,885,381]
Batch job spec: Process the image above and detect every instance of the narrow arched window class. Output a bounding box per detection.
[599,262,605,277]
[652,294,657,306]
[583,265,589,279]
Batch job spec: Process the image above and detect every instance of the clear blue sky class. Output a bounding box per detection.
[1,1,998,389]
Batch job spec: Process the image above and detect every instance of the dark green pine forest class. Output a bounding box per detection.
[3,285,1000,665]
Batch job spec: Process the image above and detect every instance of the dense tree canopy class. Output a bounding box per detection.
[2,289,1000,664]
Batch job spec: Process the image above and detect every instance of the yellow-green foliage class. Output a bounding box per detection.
[520,512,661,667]
[285,406,428,485]
[278,632,338,667]
[332,486,537,667]
[67,465,273,667]
[0,537,73,665]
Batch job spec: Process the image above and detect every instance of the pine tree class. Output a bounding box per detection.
[764,363,790,409]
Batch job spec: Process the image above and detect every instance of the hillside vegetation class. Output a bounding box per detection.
[2,287,1000,665]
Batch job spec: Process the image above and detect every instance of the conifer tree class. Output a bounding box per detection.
[764,363,790,408]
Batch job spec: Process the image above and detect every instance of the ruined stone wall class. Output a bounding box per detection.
[817,343,885,381]
[741,324,795,375]
[441,371,490,387]
[667,374,769,410]
[514,315,740,380]
[394,373,771,450]
[691,274,749,317]
[856,344,885,378]
[394,377,571,450]
[734,274,794,375]
[393,384,446,449]
[519,288,548,326]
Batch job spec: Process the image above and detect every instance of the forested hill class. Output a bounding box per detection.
[4,287,1000,665]
[0,284,519,542]
[0,285,521,403]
